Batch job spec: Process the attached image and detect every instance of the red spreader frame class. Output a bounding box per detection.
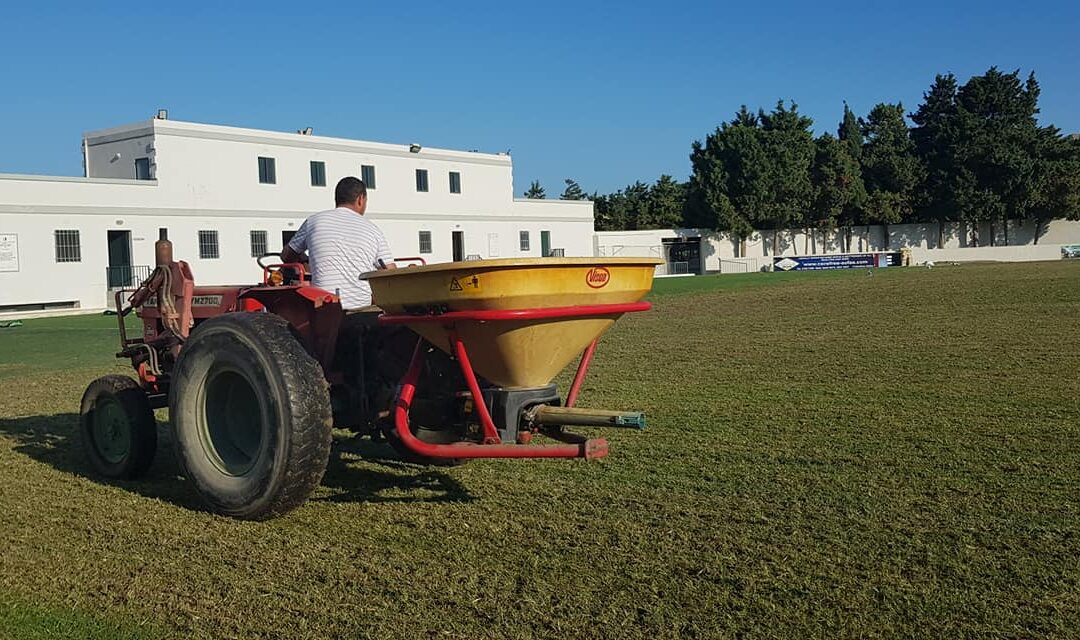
[379,301,651,460]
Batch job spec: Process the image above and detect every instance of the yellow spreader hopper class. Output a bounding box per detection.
[363,257,661,460]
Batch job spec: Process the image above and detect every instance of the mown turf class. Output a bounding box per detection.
[1,262,1077,639]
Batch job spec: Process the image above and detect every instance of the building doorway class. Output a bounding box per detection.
[107,230,132,288]
[662,237,702,275]
[540,230,551,257]
[281,230,296,251]
[452,230,465,261]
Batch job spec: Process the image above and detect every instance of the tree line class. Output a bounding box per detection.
[523,67,1080,249]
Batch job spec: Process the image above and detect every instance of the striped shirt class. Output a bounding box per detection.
[287,207,393,309]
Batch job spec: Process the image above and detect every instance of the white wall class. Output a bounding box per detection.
[596,220,1080,272]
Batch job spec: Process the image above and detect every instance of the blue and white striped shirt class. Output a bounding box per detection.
[287,207,393,309]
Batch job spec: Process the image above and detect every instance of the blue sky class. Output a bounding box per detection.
[1,1,1077,196]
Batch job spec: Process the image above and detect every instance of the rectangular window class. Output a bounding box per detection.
[198,230,220,259]
[250,230,268,257]
[418,230,432,254]
[449,171,462,194]
[361,164,376,189]
[134,157,152,180]
[415,169,429,192]
[519,230,530,251]
[258,157,276,184]
[310,161,326,186]
[54,230,81,263]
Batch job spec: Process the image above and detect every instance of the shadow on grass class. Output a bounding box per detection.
[0,413,473,510]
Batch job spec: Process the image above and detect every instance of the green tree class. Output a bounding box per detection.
[860,103,922,248]
[523,180,546,199]
[838,101,863,162]
[686,107,762,254]
[560,178,587,200]
[1026,130,1080,243]
[811,133,866,251]
[910,74,960,247]
[638,175,686,229]
[757,100,816,253]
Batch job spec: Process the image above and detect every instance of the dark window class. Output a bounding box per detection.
[449,171,462,194]
[361,164,376,189]
[54,230,81,263]
[134,157,152,180]
[282,230,297,250]
[258,157,276,184]
[198,230,220,259]
[310,161,326,186]
[418,231,432,254]
[250,230,268,257]
[519,231,530,251]
[415,169,429,192]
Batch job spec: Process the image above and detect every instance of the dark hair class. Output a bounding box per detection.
[335,176,367,205]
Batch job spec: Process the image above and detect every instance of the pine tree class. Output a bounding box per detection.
[860,103,922,248]
[523,180,546,199]
[560,179,587,200]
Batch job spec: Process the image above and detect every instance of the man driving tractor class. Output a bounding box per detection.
[280,176,395,310]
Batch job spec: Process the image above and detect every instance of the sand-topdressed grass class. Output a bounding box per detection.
[0,262,1077,639]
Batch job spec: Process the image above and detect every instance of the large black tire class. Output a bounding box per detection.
[79,375,157,479]
[169,312,332,520]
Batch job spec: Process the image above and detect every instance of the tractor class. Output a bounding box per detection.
[80,232,659,520]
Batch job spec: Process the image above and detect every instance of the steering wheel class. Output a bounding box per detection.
[257,252,281,269]
[258,252,309,286]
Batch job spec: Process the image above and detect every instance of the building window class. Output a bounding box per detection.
[310,161,326,186]
[134,157,152,180]
[449,171,462,194]
[198,230,220,259]
[418,230,432,254]
[258,157,276,184]
[361,164,376,189]
[54,230,81,263]
[519,231,530,251]
[250,230,268,257]
[415,169,429,192]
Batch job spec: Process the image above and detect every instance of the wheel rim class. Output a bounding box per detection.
[91,396,131,464]
[199,368,265,477]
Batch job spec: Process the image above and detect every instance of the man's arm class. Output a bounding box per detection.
[281,244,306,264]
[281,221,310,264]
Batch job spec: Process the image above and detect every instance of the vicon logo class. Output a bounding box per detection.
[585,267,611,288]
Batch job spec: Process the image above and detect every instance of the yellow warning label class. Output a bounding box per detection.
[449,275,481,293]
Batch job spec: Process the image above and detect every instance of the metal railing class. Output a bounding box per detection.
[106,265,152,289]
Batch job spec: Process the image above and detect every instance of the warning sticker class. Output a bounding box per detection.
[449,275,481,293]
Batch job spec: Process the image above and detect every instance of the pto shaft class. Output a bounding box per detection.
[526,405,646,429]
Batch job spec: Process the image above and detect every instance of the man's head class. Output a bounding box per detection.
[335,176,368,214]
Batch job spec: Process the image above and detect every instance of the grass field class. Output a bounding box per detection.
[1,262,1078,639]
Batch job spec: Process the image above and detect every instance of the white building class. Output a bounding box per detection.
[0,116,594,316]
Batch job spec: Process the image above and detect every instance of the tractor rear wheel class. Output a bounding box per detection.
[169,312,332,520]
[79,375,157,479]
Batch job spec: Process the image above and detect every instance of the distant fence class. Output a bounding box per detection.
[105,265,151,289]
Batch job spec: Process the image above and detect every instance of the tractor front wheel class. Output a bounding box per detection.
[169,312,332,520]
[79,375,157,479]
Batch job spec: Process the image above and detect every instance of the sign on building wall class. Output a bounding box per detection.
[0,234,18,272]
[773,252,902,271]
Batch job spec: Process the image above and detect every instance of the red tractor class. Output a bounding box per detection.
[80,233,658,520]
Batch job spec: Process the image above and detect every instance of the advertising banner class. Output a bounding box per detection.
[773,252,902,271]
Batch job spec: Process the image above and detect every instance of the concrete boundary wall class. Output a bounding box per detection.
[595,220,1080,272]
[910,244,1064,264]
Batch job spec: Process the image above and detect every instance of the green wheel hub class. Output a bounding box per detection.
[91,396,132,464]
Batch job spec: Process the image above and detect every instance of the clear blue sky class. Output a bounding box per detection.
[1,1,1077,196]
